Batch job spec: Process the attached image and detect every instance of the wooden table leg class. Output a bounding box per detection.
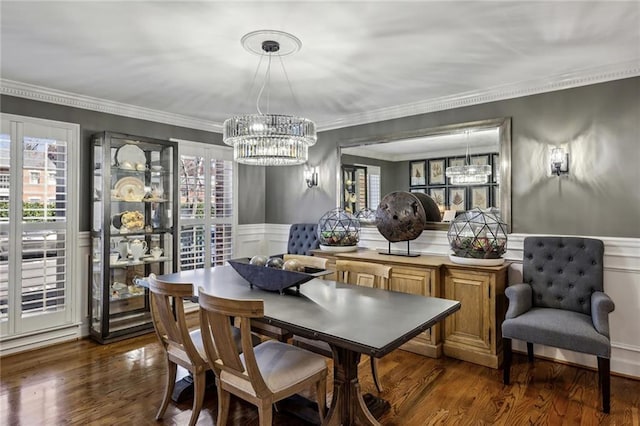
[323,345,388,426]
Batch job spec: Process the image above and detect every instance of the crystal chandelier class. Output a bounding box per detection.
[223,31,317,166]
[445,131,492,184]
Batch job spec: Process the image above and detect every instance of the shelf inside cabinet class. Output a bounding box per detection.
[110,256,170,268]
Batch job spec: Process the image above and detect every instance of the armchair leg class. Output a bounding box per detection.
[527,342,534,363]
[597,357,611,413]
[503,338,512,385]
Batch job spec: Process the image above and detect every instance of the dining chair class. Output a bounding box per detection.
[198,288,328,426]
[292,259,391,393]
[148,273,260,425]
[147,273,210,426]
[502,237,615,413]
[283,253,328,270]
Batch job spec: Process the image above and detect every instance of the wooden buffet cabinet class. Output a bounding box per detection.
[311,249,508,369]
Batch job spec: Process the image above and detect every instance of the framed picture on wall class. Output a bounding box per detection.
[447,158,465,184]
[470,154,490,166]
[410,161,426,186]
[448,187,466,211]
[428,187,446,210]
[428,158,446,185]
[492,153,500,183]
[471,185,490,209]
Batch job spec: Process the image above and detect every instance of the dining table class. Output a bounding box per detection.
[158,265,460,426]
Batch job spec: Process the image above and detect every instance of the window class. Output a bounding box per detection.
[367,165,381,209]
[177,141,235,271]
[29,171,40,184]
[0,114,78,341]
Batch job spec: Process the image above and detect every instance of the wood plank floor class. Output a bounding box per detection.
[1,331,639,425]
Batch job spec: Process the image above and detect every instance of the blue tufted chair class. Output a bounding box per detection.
[287,223,320,255]
[502,236,615,413]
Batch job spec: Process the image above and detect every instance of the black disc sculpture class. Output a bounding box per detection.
[375,191,442,256]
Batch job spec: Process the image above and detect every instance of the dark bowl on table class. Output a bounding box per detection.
[227,258,328,293]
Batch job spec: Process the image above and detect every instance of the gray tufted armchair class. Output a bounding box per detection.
[287,223,320,255]
[502,236,615,413]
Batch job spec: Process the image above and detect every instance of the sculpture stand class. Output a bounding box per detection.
[378,241,420,257]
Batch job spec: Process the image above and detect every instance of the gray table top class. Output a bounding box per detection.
[159,265,460,357]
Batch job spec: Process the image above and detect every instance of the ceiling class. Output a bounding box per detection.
[1,1,639,132]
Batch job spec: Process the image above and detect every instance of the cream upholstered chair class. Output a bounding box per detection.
[198,288,328,426]
[283,254,328,270]
[502,237,615,413]
[292,260,391,393]
[148,274,210,426]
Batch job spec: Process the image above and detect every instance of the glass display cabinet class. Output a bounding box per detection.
[90,132,178,343]
[342,165,367,214]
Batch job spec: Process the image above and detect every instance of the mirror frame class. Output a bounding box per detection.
[337,117,511,232]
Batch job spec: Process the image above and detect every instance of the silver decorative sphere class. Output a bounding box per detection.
[249,255,268,266]
[266,257,285,269]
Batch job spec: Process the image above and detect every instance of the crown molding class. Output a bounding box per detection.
[0,79,223,133]
[2,60,639,133]
[317,60,640,131]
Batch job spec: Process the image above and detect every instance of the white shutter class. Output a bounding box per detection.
[178,143,234,270]
[0,115,78,338]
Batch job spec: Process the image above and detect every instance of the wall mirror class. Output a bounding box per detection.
[337,117,511,231]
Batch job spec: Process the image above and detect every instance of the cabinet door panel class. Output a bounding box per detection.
[444,270,491,352]
[391,266,436,347]
[389,267,431,296]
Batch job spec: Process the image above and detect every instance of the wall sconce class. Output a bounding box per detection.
[550,147,569,176]
[305,167,318,188]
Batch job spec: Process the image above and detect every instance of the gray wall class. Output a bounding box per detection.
[3,76,639,237]
[0,95,267,228]
[265,77,640,238]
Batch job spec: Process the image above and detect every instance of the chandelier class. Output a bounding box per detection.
[223,30,317,166]
[445,131,492,184]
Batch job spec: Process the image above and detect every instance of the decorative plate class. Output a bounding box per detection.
[112,210,144,232]
[115,143,146,168]
[114,177,145,201]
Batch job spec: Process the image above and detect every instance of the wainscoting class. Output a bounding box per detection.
[237,224,640,379]
[4,226,637,381]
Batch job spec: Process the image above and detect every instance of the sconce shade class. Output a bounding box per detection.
[305,167,319,187]
[550,147,569,176]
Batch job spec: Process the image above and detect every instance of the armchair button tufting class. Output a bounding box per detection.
[592,261,597,265]
[557,296,563,301]
[569,283,574,288]
[579,271,584,276]
[558,269,563,274]
[568,257,573,262]
[538,267,543,272]
[579,298,584,303]
[547,255,553,260]
[547,281,553,287]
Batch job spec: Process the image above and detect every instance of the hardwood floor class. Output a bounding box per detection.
[1,331,639,425]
